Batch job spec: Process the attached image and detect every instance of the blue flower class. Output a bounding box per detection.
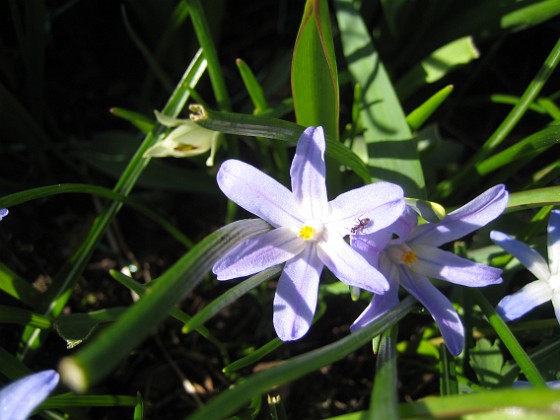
[350,185,508,356]
[213,126,406,341]
[0,208,8,221]
[0,370,59,420]
[491,209,560,323]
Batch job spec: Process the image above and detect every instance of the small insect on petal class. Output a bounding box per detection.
[351,217,370,234]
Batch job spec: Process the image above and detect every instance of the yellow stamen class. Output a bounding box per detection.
[402,251,417,266]
[298,225,315,240]
[174,144,197,152]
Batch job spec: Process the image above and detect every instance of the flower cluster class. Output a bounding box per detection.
[212,126,509,354]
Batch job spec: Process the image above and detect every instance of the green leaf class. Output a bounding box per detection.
[334,0,426,198]
[369,326,399,420]
[110,107,156,134]
[189,105,371,182]
[0,262,42,308]
[0,305,51,329]
[406,85,454,132]
[506,186,560,213]
[292,0,339,140]
[59,219,270,392]
[54,308,127,349]
[470,338,505,388]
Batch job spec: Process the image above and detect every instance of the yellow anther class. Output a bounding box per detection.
[402,251,417,266]
[298,225,315,240]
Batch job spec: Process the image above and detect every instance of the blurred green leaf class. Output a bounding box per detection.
[369,326,399,420]
[470,338,505,388]
[110,107,156,134]
[41,393,137,409]
[507,186,560,212]
[292,0,339,140]
[0,305,51,329]
[0,262,42,309]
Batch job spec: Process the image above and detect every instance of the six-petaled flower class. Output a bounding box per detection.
[213,126,406,341]
[349,185,509,356]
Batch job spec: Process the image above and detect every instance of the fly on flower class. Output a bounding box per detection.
[350,185,509,356]
[212,126,406,341]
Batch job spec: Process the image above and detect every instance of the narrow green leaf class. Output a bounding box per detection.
[0,305,51,329]
[334,0,426,198]
[0,346,32,380]
[59,219,270,392]
[506,186,560,213]
[110,107,156,134]
[223,338,283,374]
[0,183,193,249]
[369,325,399,420]
[189,105,371,182]
[134,392,144,420]
[183,266,280,333]
[236,58,269,114]
[292,0,339,140]
[439,345,458,396]
[476,125,560,175]
[398,388,560,419]
[186,0,231,111]
[406,85,454,132]
[40,393,137,409]
[0,262,42,308]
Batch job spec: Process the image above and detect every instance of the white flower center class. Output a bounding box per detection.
[387,243,417,267]
[297,219,325,242]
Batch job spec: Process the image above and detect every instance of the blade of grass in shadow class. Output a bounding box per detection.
[0,183,193,249]
[334,0,425,198]
[19,50,207,357]
[186,296,416,420]
[436,36,560,200]
[0,262,43,309]
[369,325,399,420]
[186,0,230,111]
[0,306,52,329]
[59,219,270,392]
[182,266,281,334]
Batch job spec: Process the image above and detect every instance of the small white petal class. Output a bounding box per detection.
[547,210,560,275]
[213,228,305,280]
[317,233,389,294]
[491,230,550,281]
[273,245,323,340]
[290,126,328,219]
[412,245,502,287]
[496,280,553,321]
[217,160,303,227]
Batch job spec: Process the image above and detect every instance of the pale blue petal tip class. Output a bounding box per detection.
[0,208,8,220]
